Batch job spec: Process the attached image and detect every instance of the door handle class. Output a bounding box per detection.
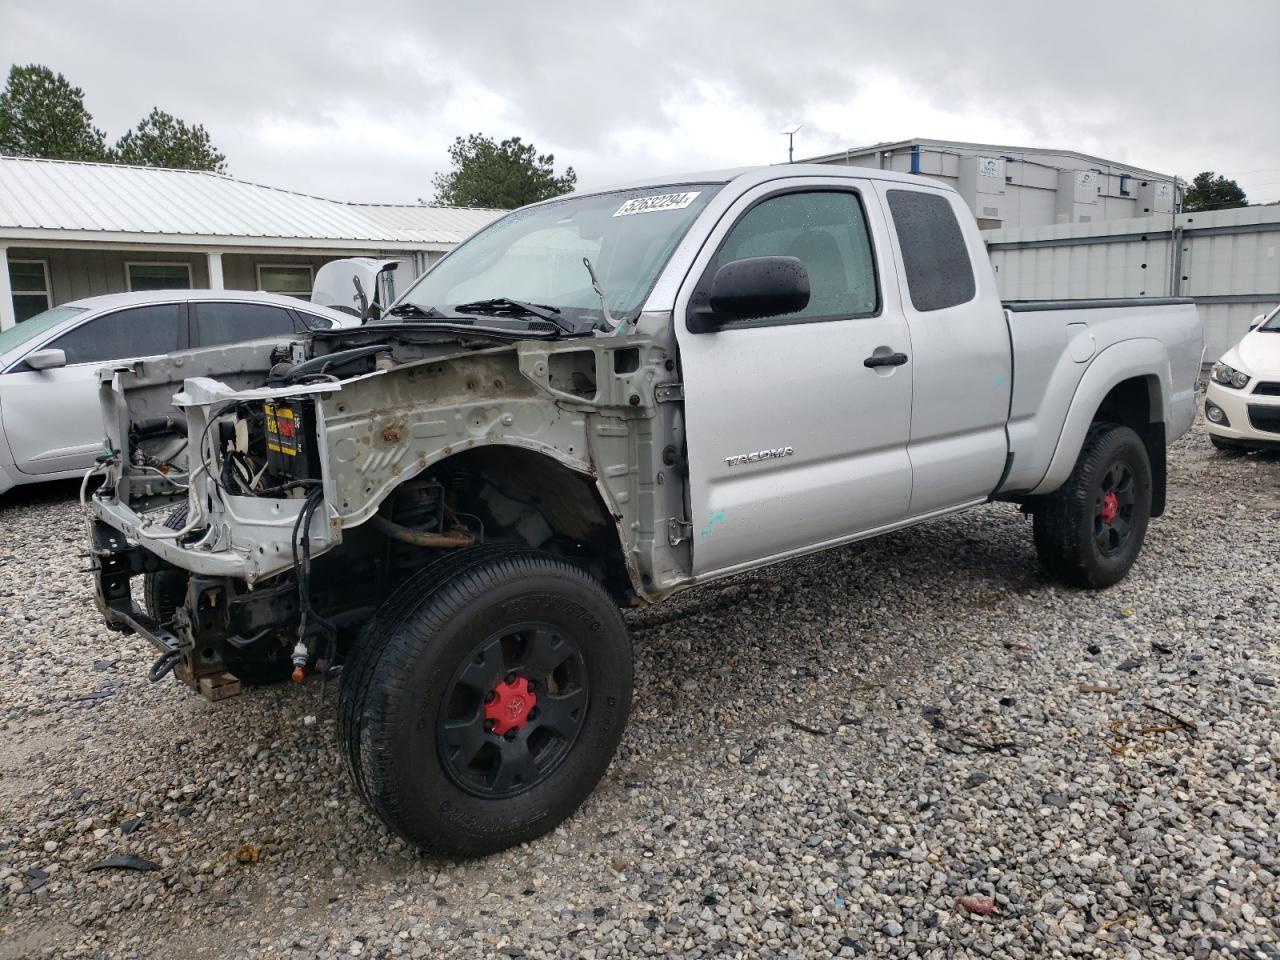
[863,351,909,368]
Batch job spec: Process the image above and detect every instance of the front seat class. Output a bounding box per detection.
[787,231,848,315]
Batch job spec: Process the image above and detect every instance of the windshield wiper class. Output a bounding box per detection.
[454,297,563,321]
[454,297,589,336]
[386,302,447,320]
[385,298,589,337]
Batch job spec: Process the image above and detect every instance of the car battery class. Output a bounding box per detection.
[263,398,318,481]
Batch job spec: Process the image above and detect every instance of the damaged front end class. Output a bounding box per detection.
[86,322,690,695]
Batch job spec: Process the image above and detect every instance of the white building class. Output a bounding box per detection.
[0,156,503,331]
[803,138,1180,230]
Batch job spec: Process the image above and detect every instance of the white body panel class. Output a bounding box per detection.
[1204,320,1280,447]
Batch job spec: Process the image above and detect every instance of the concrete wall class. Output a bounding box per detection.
[985,204,1280,358]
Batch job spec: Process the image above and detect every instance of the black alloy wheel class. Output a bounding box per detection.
[1093,461,1137,557]
[1032,423,1152,588]
[438,624,588,798]
[338,544,633,857]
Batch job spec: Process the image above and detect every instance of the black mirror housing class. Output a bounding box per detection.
[689,256,810,332]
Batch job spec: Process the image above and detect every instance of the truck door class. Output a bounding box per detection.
[874,185,1012,514]
[673,178,914,577]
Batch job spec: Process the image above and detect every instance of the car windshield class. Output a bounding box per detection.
[1259,304,1280,332]
[0,305,87,357]
[394,184,723,327]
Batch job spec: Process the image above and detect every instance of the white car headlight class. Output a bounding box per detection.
[1210,362,1251,389]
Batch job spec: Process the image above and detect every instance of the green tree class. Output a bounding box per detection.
[114,108,227,173]
[0,64,109,161]
[1182,171,1247,212]
[431,134,576,209]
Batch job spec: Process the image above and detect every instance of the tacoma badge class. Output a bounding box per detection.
[724,446,795,468]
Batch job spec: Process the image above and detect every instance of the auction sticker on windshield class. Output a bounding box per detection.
[614,191,702,217]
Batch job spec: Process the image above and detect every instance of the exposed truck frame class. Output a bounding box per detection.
[86,165,1202,856]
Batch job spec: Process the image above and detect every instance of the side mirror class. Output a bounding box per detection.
[25,348,67,370]
[688,256,810,333]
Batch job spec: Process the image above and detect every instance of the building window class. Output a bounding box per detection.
[257,264,313,299]
[10,259,51,322]
[127,262,192,291]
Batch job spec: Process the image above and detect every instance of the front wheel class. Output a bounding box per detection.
[1210,435,1243,454]
[1032,423,1152,588]
[338,546,632,857]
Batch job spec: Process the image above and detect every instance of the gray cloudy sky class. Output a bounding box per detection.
[3,1,1279,204]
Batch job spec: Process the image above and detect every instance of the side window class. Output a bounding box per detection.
[705,191,878,323]
[885,189,976,312]
[50,304,182,365]
[192,302,298,347]
[299,312,336,330]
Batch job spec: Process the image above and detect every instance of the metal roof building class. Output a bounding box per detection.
[802,138,1181,231]
[0,156,503,330]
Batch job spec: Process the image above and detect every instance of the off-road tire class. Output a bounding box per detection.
[338,546,632,857]
[1033,423,1152,588]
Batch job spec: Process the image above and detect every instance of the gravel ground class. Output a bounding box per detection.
[0,424,1277,960]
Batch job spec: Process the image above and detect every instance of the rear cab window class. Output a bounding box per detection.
[885,189,976,312]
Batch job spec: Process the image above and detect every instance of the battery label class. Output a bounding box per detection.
[265,402,299,457]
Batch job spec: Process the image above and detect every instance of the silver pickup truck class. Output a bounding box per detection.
[86,165,1203,856]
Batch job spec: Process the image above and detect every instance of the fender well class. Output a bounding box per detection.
[1029,339,1170,504]
[409,445,635,605]
[1093,375,1167,516]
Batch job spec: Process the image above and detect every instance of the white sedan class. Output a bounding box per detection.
[0,290,357,496]
[1204,303,1280,452]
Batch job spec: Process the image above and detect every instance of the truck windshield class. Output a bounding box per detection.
[395,184,722,328]
[1259,304,1280,332]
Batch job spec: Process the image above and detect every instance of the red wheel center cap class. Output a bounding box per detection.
[1101,491,1119,525]
[485,676,537,735]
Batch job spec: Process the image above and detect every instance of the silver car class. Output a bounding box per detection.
[0,290,358,495]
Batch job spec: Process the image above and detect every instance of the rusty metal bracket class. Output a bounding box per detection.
[654,382,684,403]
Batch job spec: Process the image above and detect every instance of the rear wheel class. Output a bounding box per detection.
[339,546,632,857]
[1033,423,1152,588]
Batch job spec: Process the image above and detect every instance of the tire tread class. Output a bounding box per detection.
[337,546,630,856]
[1032,422,1150,589]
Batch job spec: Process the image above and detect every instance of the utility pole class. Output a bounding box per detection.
[782,124,802,164]
[1169,175,1183,297]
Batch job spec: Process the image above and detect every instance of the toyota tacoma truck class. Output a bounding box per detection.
[85,165,1203,857]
